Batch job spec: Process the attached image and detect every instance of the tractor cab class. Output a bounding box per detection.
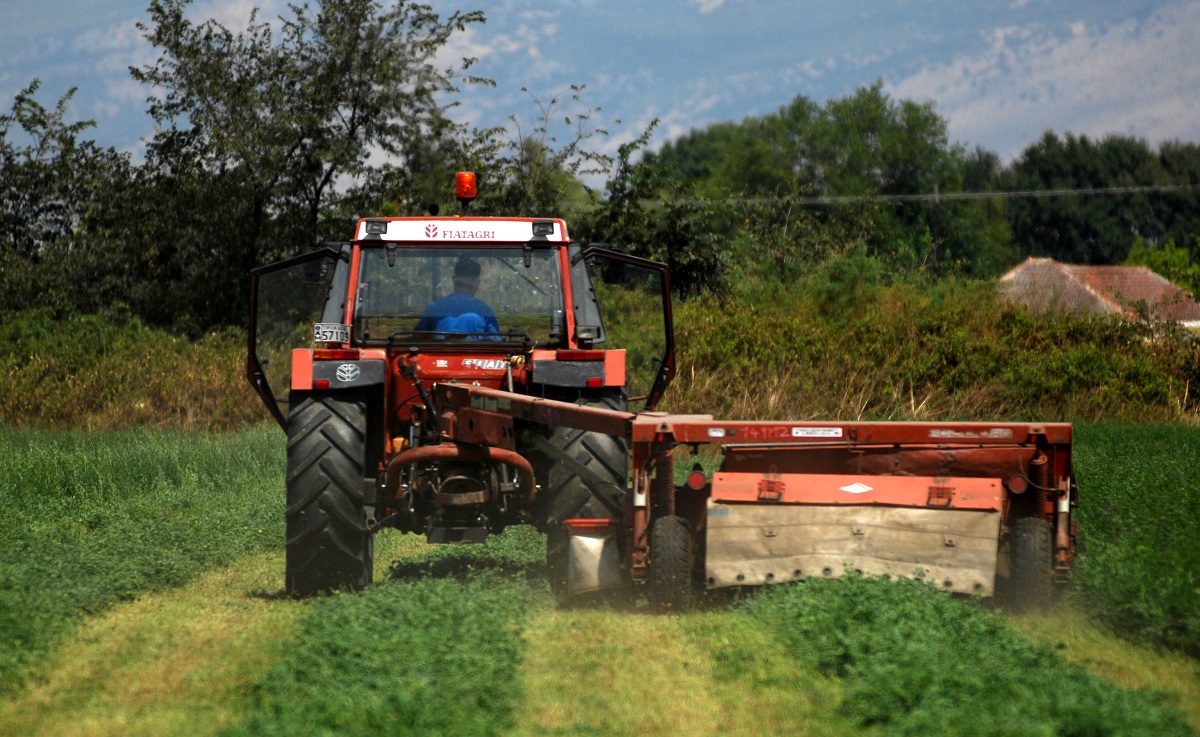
[248,213,674,430]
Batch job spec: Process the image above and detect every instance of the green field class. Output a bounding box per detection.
[1,426,1198,736]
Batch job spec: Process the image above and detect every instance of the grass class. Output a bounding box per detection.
[741,574,1195,737]
[1070,423,1200,655]
[0,427,284,693]
[0,533,428,737]
[0,553,304,737]
[1013,607,1200,731]
[221,529,547,737]
[3,290,1200,732]
[1,483,1196,737]
[513,606,858,737]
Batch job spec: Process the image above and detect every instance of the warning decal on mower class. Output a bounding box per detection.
[839,482,874,494]
[792,427,843,438]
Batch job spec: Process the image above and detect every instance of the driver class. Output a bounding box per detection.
[414,256,500,335]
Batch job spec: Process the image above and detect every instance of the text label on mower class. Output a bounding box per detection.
[930,428,1013,440]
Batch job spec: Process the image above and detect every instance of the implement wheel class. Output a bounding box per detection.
[649,516,694,611]
[285,391,374,597]
[1008,516,1053,611]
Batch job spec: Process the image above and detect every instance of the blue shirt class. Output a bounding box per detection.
[415,291,500,334]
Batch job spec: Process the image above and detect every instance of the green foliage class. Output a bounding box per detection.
[577,121,730,297]
[1124,237,1200,297]
[743,575,1193,737]
[0,1,491,330]
[799,250,885,320]
[655,81,958,202]
[0,308,264,430]
[647,81,991,280]
[734,182,878,283]
[1071,423,1200,655]
[668,264,1200,423]
[472,85,609,217]
[0,80,135,317]
[0,427,283,693]
[133,0,486,244]
[1005,132,1200,265]
[223,529,544,737]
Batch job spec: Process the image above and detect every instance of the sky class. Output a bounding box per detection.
[2,0,1198,169]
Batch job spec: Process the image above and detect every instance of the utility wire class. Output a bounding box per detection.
[728,182,1200,205]
[563,182,1200,210]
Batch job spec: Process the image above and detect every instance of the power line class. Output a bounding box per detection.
[563,182,1200,210]
[737,182,1200,205]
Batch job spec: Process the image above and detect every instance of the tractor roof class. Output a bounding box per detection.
[353,217,569,243]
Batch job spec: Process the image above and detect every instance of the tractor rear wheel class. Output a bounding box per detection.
[536,388,629,596]
[1008,516,1053,611]
[285,391,374,597]
[649,516,694,611]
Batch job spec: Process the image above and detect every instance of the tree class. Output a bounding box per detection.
[577,122,727,297]
[1124,237,1200,297]
[1006,131,1168,264]
[643,83,976,277]
[0,80,133,316]
[478,86,607,216]
[1154,140,1200,249]
[129,0,486,325]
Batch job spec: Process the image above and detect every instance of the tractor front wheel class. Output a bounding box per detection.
[649,516,694,611]
[1008,516,1053,611]
[285,391,374,597]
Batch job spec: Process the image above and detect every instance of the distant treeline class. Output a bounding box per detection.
[3,1,1199,334]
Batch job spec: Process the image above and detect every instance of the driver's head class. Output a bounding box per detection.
[453,257,482,293]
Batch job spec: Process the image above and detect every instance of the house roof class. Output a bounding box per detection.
[998,257,1200,323]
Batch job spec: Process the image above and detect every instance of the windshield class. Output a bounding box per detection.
[354,246,564,345]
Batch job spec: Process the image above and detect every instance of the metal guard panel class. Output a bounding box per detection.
[711,472,1003,511]
[311,359,386,388]
[531,360,603,387]
[705,501,1001,596]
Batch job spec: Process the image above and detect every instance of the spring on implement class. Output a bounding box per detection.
[1028,452,1050,521]
[652,448,676,519]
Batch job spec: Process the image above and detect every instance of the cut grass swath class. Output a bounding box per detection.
[220,529,546,737]
[741,574,1194,737]
[0,427,283,693]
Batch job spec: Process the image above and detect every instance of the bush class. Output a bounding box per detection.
[0,307,265,430]
[667,270,1200,423]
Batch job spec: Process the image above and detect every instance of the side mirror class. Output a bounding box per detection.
[575,324,601,347]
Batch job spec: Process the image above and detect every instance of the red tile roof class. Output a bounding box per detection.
[999,257,1200,322]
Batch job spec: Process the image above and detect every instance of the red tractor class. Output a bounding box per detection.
[248,174,674,596]
[249,173,1077,608]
